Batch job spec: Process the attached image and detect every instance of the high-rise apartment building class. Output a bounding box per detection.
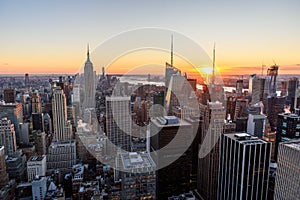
[218,133,271,200]
[274,140,300,199]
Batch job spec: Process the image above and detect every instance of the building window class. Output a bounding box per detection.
[282,122,287,127]
[282,130,286,135]
[296,132,300,137]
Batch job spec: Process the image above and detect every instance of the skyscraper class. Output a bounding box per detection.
[52,87,71,141]
[0,118,17,156]
[3,89,16,103]
[150,116,193,199]
[31,91,42,114]
[287,77,299,111]
[236,79,243,96]
[27,155,47,182]
[265,96,286,131]
[117,152,156,200]
[266,65,279,96]
[218,133,271,200]
[274,140,300,199]
[197,101,225,200]
[247,113,266,138]
[32,176,47,200]
[275,112,300,160]
[0,146,9,187]
[105,96,131,151]
[84,45,95,109]
[0,102,23,144]
[249,74,265,104]
[25,73,29,87]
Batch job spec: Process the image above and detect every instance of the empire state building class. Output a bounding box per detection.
[84,45,95,109]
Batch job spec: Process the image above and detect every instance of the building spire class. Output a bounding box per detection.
[171,34,173,67]
[212,43,216,85]
[87,43,90,61]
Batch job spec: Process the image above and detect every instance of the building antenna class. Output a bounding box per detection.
[212,43,216,85]
[171,34,173,67]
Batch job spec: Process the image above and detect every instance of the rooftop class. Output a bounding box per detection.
[151,116,191,128]
[283,140,300,151]
[225,133,267,145]
[121,152,156,171]
[29,155,45,162]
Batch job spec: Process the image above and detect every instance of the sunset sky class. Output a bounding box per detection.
[0,0,299,75]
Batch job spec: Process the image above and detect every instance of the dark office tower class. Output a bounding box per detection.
[235,117,248,132]
[274,140,300,199]
[185,116,202,190]
[35,131,47,156]
[150,116,193,199]
[32,113,44,131]
[199,84,211,105]
[275,112,300,160]
[0,103,23,144]
[187,78,197,92]
[233,98,248,121]
[198,102,225,200]
[226,96,236,120]
[266,65,278,96]
[152,91,165,117]
[249,74,265,104]
[43,113,52,135]
[280,81,288,96]
[25,73,29,87]
[247,113,266,138]
[31,91,42,114]
[265,96,286,131]
[287,77,298,111]
[0,146,9,187]
[236,79,243,96]
[218,133,271,200]
[4,89,16,103]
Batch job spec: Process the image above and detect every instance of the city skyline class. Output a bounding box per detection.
[1,0,300,75]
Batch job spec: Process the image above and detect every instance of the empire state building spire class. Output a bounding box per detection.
[87,43,90,61]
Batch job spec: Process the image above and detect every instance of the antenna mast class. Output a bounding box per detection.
[212,43,216,84]
[171,34,173,67]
